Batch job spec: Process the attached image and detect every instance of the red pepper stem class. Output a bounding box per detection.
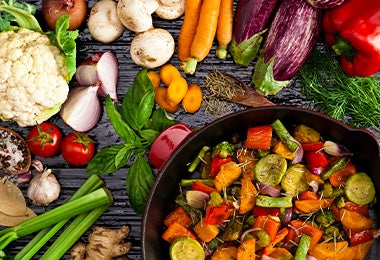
[332,34,357,62]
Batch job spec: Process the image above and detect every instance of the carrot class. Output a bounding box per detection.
[339,208,373,231]
[294,198,333,214]
[166,76,188,106]
[147,70,161,89]
[244,125,273,150]
[181,83,203,113]
[161,221,197,243]
[289,220,323,250]
[177,0,203,62]
[163,206,193,228]
[329,162,356,187]
[309,241,351,260]
[216,0,233,59]
[180,0,222,74]
[159,64,182,86]
[193,218,220,242]
[236,238,256,260]
[154,86,181,113]
[298,190,319,200]
[253,216,281,242]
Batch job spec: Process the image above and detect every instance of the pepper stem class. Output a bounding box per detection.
[332,34,357,62]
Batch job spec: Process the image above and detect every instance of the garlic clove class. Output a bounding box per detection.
[323,140,353,156]
[60,84,101,132]
[27,169,60,206]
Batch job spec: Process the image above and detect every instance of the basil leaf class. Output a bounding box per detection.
[122,69,155,131]
[139,129,160,145]
[150,108,177,131]
[126,154,154,216]
[105,95,141,145]
[86,143,134,175]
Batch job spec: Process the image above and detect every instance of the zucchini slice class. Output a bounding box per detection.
[345,172,376,205]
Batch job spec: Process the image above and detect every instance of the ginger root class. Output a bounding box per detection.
[70,225,132,260]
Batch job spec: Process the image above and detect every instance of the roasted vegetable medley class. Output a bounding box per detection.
[162,119,378,259]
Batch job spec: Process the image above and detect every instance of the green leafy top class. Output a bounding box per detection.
[0,0,78,81]
[86,69,177,215]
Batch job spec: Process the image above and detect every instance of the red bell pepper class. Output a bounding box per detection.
[253,206,281,217]
[209,157,234,178]
[301,141,324,151]
[204,203,232,225]
[304,150,329,169]
[245,125,273,150]
[191,181,219,195]
[345,228,374,246]
[322,0,380,77]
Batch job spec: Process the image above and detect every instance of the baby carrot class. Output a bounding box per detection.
[147,71,161,89]
[159,64,182,86]
[181,0,222,75]
[154,86,181,113]
[216,0,233,59]
[166,76,188,106]
[181,83,203,113]
[177,0,203,62]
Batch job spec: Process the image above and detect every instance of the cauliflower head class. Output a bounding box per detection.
[0,28,69,127]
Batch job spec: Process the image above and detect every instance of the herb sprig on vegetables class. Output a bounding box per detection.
[86,69,177,215]
[299,45,380,130]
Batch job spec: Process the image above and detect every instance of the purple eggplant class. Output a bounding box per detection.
[229,0,280,66]
[306,0,346,9]
[252,0,322,96]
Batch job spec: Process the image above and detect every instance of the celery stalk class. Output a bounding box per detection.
[41,204,110,259]
[15,175,104,260]
[0,187,112,251]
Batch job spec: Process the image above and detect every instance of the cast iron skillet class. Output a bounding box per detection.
[142,106,380,259]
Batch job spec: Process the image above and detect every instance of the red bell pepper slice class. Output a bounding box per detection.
[345,228,374,246]
[253,206,281,217]
[209,157,233,178]
[204,203,232,225]
[322,0,380,77]
[191,181,218,195]
[304,150,329,169]
[301,141,324,151]
[245,125,273,150]
[344,201,369,217]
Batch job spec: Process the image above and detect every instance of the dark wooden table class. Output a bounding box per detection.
[1,1,379,259]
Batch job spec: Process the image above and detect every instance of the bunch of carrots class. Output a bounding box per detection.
[148,64,203,114]
[178,0,234,74]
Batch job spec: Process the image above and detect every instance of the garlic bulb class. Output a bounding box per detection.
[27,169,60,206]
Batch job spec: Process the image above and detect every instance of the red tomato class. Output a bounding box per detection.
[61,132,96,166]
[27,122,62,157]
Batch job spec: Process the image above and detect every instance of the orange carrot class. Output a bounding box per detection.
[181,0,222,74]
[294,198,333,214]
[253,216,281,242]
[245,125,273,150]
[216,0,233,59]
[339,208,373,231]
[147,71,161,89]
[264,228,289,256]
[164,206,193,228]
[154,86,181,113]
[181,83,203,113]
[161,221,197,243]
[166,76,188,106]
[289,220,323,250]
[159,64,182,86]
[177,0,203,62]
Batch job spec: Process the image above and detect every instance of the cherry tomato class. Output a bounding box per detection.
[27,123,62,157]
[61,132,96,166]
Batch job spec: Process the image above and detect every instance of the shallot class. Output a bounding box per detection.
[60,83,101,132]
[75,52,119,102]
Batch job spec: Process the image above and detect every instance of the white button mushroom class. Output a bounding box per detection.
[155,0,185,20]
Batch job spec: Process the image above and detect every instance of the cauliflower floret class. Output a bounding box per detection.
[0,28,69,127]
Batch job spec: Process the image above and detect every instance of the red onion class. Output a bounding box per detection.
[291,138,304,164]
[240,227,261,241]
[185,190,210,209]
[60,84,101,132]
[254,181,282,197]
[75,52,119,102]
[282,207,293,224]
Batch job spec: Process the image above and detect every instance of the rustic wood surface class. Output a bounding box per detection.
[1,0,379,259]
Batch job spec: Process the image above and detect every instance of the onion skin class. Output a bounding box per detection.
[42,0,87,30]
